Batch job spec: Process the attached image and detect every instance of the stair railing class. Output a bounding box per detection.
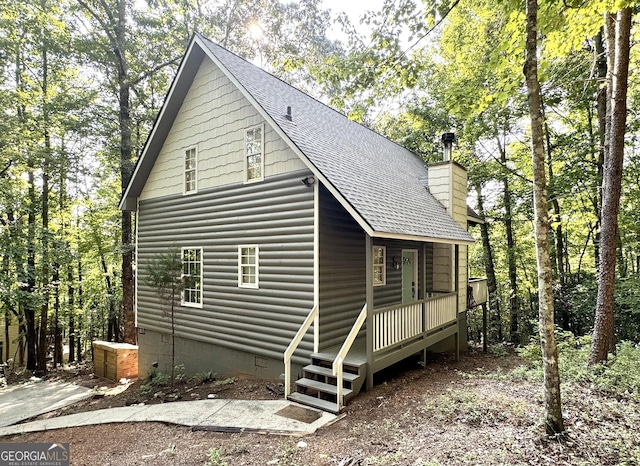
[284,304,318,398]
[332,303,367,411]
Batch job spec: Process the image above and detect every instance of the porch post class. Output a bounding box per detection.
[420,244,427,299]
[455,244,460,362]
[313,176,320,353]
[365,234,374,390]
[421,243,427,365]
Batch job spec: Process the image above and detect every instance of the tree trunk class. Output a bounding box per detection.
[2,313,7,363]
[37,35,51,374]
[524,0,564,435]
[16,37,38,371]
[498,141,519,343]
[77,257,83,361]
[53,261,62,367]
[117,0,136,345]
[590,8,632,366]
[1,229,10,363]
[543,117,566,287]
[474,181,502,341]
[543,113,570,330]
[593,26,609,271]
[26,159,38,371]
[102,255,117,342]
[78,0,135,345]
[68,262,75,363]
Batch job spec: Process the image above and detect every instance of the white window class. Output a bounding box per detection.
[245,125,264,182]
[184,147,197,194]
[238,245,259,288]
[373,246,386,286]
[181,247,202,307]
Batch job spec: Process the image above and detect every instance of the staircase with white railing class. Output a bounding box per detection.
[285,304,367,414]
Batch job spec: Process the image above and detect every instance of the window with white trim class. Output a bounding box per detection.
[238,245,259,288]
[181,247,202,307]
[184,147,197,193]
[373,246,386,286]
[245,125,264,182]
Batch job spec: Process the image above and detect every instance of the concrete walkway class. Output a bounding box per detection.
[0,380,94,428]
[0,381,337,437]
[0,399,336,437]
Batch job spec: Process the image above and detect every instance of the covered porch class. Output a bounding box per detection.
[285,234,477,412]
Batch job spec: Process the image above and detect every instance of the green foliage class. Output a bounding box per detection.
[173,364,187,383]
[205,447,227,466]
[213,377,236,387]
[194,370,216,384]
[144,248,184,306]
[613,277,640,341]
[141,369,170,389]
[516,333,640,400]
[276,442,300,465]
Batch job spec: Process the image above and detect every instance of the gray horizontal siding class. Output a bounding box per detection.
[372,240,430,307]
[318,185,366,350]
[136,170,315,364]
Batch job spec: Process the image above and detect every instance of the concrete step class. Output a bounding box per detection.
[288,392,340,414]
[295,378,353,398]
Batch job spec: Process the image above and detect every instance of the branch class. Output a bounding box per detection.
[401,0,461,58]
[129,55,183,87]
[0,159,11,178]
[477,138,533,184]
[76,0,118,54]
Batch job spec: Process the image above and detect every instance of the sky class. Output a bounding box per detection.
[320,0,386,40]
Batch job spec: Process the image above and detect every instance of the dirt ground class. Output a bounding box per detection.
[2,349,639,465]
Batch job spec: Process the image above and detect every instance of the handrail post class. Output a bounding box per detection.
[314,312,319,354]
[285,360,291,398]
[332,303,367,411]
[284,305,318,398]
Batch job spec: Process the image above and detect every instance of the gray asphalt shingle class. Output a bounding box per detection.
[199,35,473,243]
[122,34,474,244]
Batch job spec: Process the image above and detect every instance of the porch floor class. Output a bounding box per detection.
[313,337,367,367]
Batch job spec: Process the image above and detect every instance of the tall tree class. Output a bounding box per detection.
[589,8,633,365]
[524,0,564,435]
[473,180,502,341]
[36,0,53,373]
[76,0,183,343]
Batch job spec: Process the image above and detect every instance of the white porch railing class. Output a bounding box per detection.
[425,293,457,330]
[284,305,318,398]
[373,302,422,352]
[373,292,457,353]
[332,303,367,411]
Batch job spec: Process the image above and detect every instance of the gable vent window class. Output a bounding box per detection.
[181,247,202,307]
[238,245,259,288]
[184,147,197,194]
[373,246,386,286]
[245,125,264,182]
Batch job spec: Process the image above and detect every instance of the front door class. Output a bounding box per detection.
[401,250,418,303]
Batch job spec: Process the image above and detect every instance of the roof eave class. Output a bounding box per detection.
[118,35,204,211]
[371,231,475,245]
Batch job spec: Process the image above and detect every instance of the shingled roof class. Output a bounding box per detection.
[121,33,474,245]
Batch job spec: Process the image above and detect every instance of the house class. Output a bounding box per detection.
[120,33,482,412]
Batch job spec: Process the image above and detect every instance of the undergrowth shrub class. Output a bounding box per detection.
[142,369,170,388]
[194,370,215,383]
[205,447,227,466]
[515,331,640,400]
